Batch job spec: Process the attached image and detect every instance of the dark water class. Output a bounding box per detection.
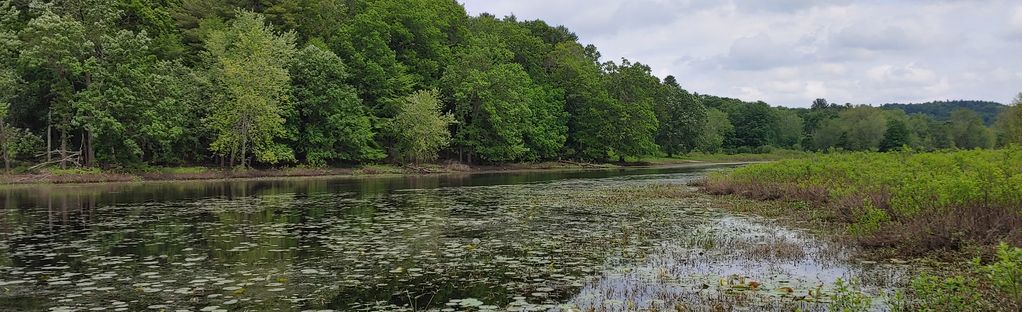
[0,165,906,311]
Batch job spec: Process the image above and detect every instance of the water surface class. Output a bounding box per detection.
[0,166,906,311]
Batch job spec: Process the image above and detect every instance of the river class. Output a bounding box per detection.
[0,165,908,311]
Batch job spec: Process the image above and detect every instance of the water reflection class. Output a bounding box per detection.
[0,165,904,311]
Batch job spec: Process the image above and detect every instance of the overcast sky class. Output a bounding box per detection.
[460,0,1022,108]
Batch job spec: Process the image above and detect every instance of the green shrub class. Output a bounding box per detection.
[829,278,873,312]
[910,273,987,311]
[978,243,1022,304]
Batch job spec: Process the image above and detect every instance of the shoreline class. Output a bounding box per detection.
[0,160,754,187]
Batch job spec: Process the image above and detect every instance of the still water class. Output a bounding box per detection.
[0,165,906,311]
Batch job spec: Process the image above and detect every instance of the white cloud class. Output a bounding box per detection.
[1009,6,1022,40]
[866,64,939,87]
[461,0,1022,107]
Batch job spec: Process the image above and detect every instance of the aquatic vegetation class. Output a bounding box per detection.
[0,167,908,311]
[908,273,989,311]
[827,278,872,312]
[701,148,1022,257]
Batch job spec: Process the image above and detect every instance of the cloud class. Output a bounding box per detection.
[867,64,940,87]
[830,24,924,51]
[1009,6,1022,40]
[701,34,811,71]
[461,0,1022,107]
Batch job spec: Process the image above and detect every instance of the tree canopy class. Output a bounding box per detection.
[0,0,1010,171]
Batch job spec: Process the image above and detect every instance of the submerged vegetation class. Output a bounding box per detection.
[0,167,915,311]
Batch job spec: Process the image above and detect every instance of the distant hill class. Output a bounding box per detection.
[881,100,1006,125]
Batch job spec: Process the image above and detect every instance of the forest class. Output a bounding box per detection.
[1,0,1020,172]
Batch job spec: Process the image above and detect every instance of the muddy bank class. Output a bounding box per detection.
[0,160,744,186]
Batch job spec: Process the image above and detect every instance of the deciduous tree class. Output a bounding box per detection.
[390,89,453,164]
[205,11,296,167]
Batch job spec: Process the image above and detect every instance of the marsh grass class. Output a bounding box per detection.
[698,148,1022,259]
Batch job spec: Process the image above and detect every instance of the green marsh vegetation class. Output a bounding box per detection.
[699,148,1022,310]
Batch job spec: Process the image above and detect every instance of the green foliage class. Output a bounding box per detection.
[727,101,776,149]
[654,76,706,156]
[390,89,454,164]
[882,100,1007,126]
[714,148,1022,234]
[769,108,804,149]
[813,106,888,151]
[910,273,987,311]
[950,108,995,149]
[289,45,382,166]
[696,108,734,153]
[978,243,1022,304]
[442,34,566,162]
[603,59,660,159]
[880,118,912,152]
[996,94,1022,146]
[546,42,617,160]
[828,278,873,312]
[0,0,1009,170]
[205,10,296,167]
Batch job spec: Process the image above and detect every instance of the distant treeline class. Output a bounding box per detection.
[0,0,1020,171]
[881,100,1006,125]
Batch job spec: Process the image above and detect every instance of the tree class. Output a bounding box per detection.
[879,119,911,152]
[390,89,453,164]
[546,42,617,160]
[770,108,804,149]
[289,44,382,166]
[811,98,829,110]
[72,31,201,166]
[0,0,18,171]
[949,108,994,149]
[442,34,565,162]
[729,101,776,149]
[812,106,887,151]
[696,108,734,153]
[603,59,660,160]
[205,11,297,167]
[654,75,706,157]
[996,94,1022,146]
[18,7,91,168]
[333,0,467,117]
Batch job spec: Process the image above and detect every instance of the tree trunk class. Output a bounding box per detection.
[240,135,248,169]
[60,129,67,169]
[46,114,51,163]
[87,132,95,167]
[1,118,8,173]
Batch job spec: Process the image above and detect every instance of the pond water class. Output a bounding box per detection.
[0,165,909,311]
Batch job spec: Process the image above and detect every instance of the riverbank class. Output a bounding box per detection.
[0,159,749,186]
[0,150,808,186]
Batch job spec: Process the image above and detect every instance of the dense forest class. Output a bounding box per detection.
[0,0,1020,171]
[881,100,1006,125]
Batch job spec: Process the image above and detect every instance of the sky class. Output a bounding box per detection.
[460,0,1022,108]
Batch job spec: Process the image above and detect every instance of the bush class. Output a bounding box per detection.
[909,274,988,311]
[829,278,873,312]
[978,243,1022,305]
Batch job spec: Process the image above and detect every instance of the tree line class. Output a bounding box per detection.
[0,0,1019,171]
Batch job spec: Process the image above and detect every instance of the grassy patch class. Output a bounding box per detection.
[697,148,1022,310]
[699,148,1022,258]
